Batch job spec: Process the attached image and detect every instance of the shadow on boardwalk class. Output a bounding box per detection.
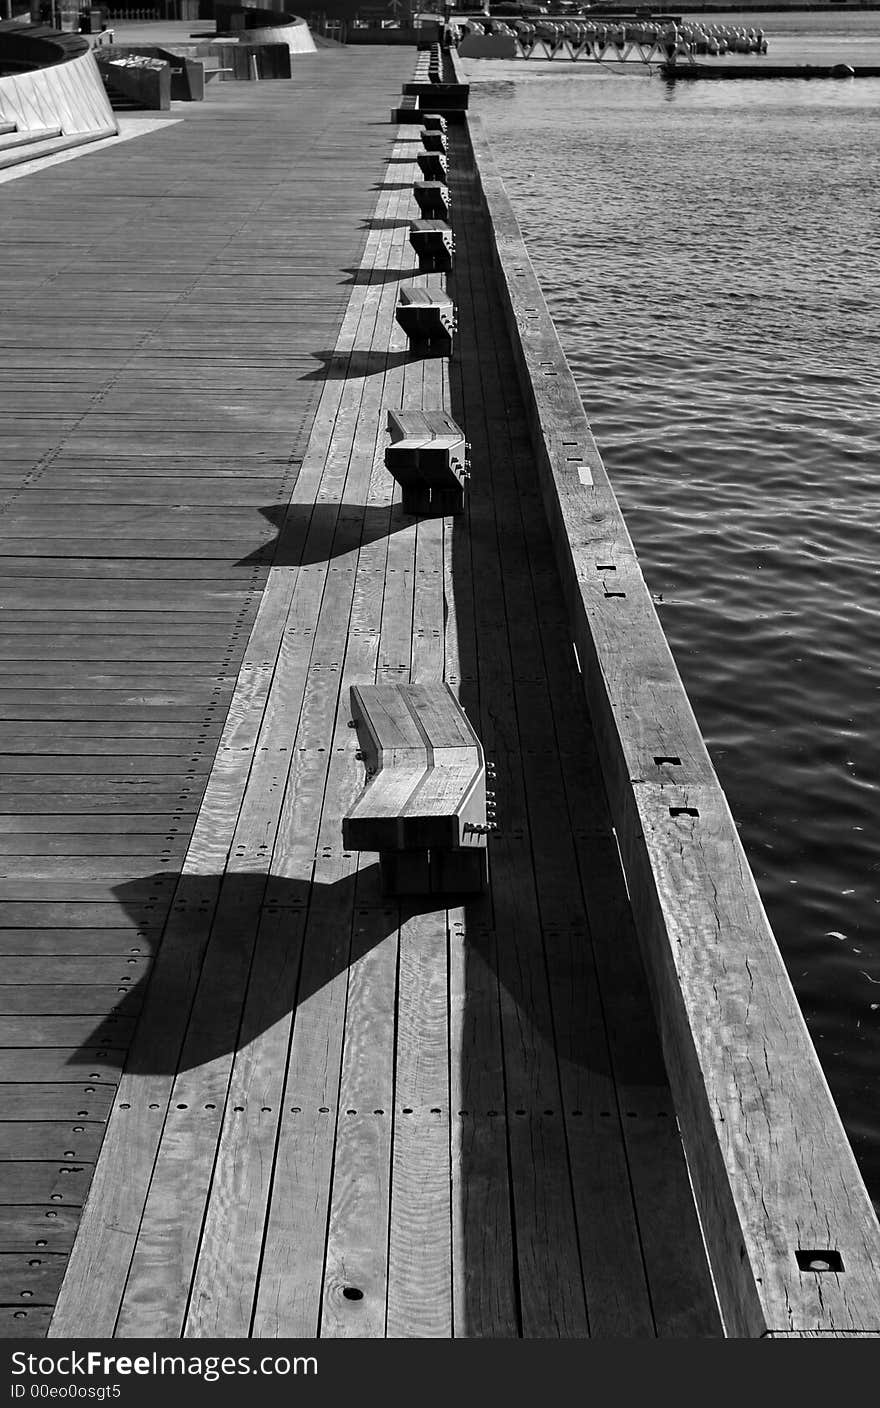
[304,348,414,379]
[66,866,398,1076]
[236,503,418,568]
[61,861,593,1081]
[344,266,414,286]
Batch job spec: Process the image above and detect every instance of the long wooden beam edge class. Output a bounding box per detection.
[463,112,880,1337]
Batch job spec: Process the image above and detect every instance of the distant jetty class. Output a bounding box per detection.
[662,60,880,78]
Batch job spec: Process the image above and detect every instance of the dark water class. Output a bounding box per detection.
[469,25,880,1204]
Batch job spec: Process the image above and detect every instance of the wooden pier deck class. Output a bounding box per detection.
[0,50,726,1338]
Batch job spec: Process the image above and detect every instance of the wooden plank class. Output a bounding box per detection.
[0,988,141,1017]
[0,1123,103,1161]
[0,816,194,834]
[182,908,308,1338]
[0,860,178,884]
[0,1015,136,1046]
[1,796,202,815]
[0,1254,69,1306]
[0,936,150,966]
[0,1307,52,1337]
[46,880,221,1337]
[113,881,268,1338]
[410,515,446,683]
[0,1086,114,1121]
[0,1207,79,1253]
[0,901,162,927]
[0,836,188,857]
[386,909,452,1338]
[0,879,173,903]
[0,1051,122,1082]
[319,898,398,1339]
[0,1164,94,1208]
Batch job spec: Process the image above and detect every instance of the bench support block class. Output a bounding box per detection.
[380,847,488,897]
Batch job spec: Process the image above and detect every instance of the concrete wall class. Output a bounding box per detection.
[0,46,118,134]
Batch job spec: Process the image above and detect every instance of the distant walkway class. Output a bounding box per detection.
[0,48,414,1337]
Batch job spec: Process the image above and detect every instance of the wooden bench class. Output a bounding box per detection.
[402,81,470,112]
[408,217,454,273]
[413,180,451,220]
[342,683,489,896]
[384,405,468,515]
[395,286,455,355]
[416,149,447,183]
[420,129,447,155]
[391,94,422,124]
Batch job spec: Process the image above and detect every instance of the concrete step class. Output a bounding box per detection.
[0,126,63,153]
[0,129,114,172]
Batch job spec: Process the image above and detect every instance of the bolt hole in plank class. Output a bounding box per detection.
[654,756,682,767]
[669,807,699,818]
[796,1250,844,1273]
